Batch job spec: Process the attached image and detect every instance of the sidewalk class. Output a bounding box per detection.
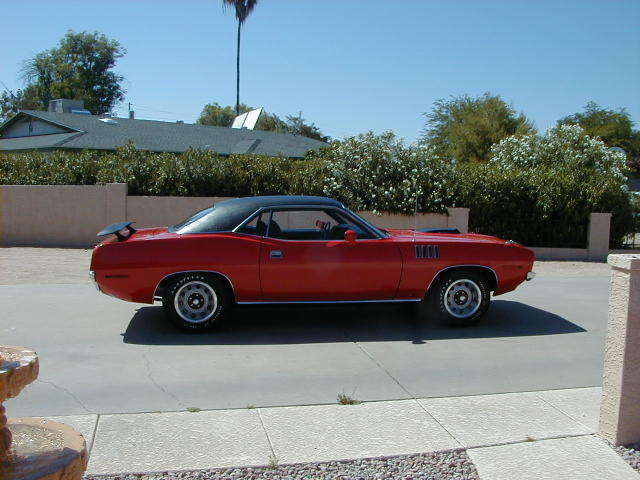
[39,386,638,479]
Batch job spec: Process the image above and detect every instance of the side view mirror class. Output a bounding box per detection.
[344,229,357,243]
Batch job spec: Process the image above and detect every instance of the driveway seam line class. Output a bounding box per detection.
[37,387,602,418]
[89,413,100,455]
[142,350,185,409]
[38,378,92,413]
[342,332,463,447]
[465,432,594,450]
[342,330,415,399]
[413,399,463,449]
[533,392,595,432]
[256,408,276,458]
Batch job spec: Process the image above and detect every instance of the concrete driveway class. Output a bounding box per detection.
[0,249,611,417]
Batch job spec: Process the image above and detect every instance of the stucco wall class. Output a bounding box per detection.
[599,254,640,445]
[129,198,456,232]
[0,184,618,255]
[0,184,125,247]
[128,196,234,229]
[0,184,468,247]
[530,248,590,261]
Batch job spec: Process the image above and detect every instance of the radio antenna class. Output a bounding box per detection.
[413,174,418,242]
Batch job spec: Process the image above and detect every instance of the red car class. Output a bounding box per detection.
[90,195,535,331]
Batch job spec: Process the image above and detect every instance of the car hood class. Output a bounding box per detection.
[386,229,511,245]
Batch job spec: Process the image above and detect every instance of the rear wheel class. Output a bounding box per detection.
[162,273,230,332]
[428,269,491,327]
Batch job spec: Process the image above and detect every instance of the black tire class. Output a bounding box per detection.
[427,269,491,327]
[162,273,231,332]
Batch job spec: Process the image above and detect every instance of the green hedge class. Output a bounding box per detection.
[451,163,635,248]
[0,145,328,197]
[0,145,636,248]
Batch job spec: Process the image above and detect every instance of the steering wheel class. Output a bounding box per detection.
[323,221,332,239]
[316,220,332,239]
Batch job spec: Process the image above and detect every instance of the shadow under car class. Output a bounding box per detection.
[122,300,586,346]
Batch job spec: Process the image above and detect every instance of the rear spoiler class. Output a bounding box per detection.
[417,228,460,234]
[97,222,137,241]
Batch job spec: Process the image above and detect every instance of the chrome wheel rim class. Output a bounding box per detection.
[174,281,218,323]
[444,279,481,319]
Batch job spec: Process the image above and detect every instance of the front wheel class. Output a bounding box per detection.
[428,270,491,327]
[162,273,230,332]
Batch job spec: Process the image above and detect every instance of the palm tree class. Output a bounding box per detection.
[223,0,258,115]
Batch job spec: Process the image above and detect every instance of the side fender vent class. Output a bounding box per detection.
[415,244,440,259]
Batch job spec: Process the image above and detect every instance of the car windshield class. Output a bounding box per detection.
[342,208,389,238]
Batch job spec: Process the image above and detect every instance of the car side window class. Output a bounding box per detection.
[236,212,267,236]
[266,209,328,240]
[266,209,374,240]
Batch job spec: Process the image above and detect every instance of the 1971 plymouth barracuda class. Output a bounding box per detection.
[90,195,535,331]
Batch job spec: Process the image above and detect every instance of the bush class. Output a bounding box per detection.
[452,163,634,248]
[319,131,453,214]
[490,124,627,178]
[0,129,636,248]
[484,125,634,247]
[0,149,101,185]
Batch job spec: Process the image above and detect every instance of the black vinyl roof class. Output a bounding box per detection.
[217,195,343,211]
[172,196,344,234]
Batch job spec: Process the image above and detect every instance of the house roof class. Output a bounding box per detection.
[0,110,327,158]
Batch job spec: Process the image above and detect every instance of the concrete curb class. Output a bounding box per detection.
[30,387,638,478]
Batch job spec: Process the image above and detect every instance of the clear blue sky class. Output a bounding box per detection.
[1,0,638,141]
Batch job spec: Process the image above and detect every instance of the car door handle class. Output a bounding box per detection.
[270,250,284,259]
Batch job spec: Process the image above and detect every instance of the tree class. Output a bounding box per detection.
[21,30,126,114]
[420,93,536,162]
[256,110,287,133]
[198,102,328,141]
[285,112,329,142]
[0,86,42,122]
[222,0,258,115]
[198,102,285,131]
[197,102,240,127]
[558,102,640,172]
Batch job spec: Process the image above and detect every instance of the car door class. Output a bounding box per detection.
[258,207,403,301]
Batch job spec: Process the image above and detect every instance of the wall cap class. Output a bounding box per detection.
[607,253,640,271]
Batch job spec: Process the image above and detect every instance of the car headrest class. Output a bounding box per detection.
[268,220,282,235]
[256,220,268,235]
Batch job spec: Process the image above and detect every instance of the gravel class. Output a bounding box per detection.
[532,260,610,277]
[615,442,640,473]
[84,449,480,480]
[0,247,92,285]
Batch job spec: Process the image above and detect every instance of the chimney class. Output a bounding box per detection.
[49,99,86,114]
[129,110,135,119]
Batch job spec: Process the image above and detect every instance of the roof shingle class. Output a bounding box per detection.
[0,111,326,158]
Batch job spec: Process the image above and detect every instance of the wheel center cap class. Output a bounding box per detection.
[188,293,204,309]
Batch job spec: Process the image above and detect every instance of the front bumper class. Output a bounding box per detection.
[89,270,101,292]
[526,271,536,281]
